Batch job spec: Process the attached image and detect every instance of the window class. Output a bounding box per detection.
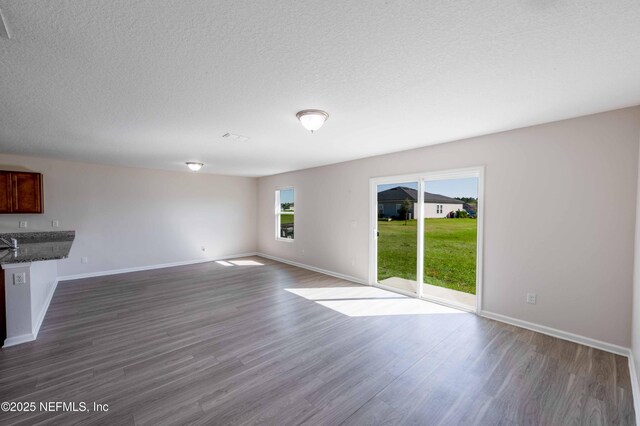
[437,204,443,214]
[276,188,295,240]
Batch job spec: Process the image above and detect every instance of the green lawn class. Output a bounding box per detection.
[280,214,294,224]
[377,218,477,294]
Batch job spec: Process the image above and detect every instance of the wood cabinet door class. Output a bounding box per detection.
[0,172,11,213]
[11,172,43,213]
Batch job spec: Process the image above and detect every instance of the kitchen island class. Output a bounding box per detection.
[1,231,75,347]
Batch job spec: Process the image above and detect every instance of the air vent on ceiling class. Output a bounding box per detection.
[222,133,249,142]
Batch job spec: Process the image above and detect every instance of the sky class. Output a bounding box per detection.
[377,177,478,198]
[279,188,294,204]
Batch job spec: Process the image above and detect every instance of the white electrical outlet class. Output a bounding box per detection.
[19,221,27,228]
[52,220,60,228]
[81,257,89,264]
[13,272,26,285]
[526,293,537,304]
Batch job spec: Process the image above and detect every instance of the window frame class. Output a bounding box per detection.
[275,187,295,242]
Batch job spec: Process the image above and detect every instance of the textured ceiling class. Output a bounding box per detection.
[0,1,639,176]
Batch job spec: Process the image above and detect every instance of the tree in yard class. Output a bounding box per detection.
[456,209,469,218]
[402,198,412,224]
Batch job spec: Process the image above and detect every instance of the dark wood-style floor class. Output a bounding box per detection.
[0,257,635,425]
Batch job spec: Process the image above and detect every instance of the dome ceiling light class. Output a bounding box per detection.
[186,162,204,172]
[296,109,329,133]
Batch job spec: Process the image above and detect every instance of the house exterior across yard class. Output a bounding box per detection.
[377,186,464,219]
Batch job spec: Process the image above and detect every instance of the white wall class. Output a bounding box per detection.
[3,263,32,340]
[258,106,640,348]
[0,154,257,277]
[3,259,59,347]
[29,260,57,331]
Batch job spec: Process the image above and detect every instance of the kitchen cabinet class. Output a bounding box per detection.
[0,171,43,214]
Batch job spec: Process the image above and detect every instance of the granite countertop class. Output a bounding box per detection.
[0,231,75,265]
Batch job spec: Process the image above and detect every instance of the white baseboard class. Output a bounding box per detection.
[58,252,258,281]
[256,252,368,285]
[629,352,640,425]
[480,310,630,357]
[32,278,58,340]
[3,333,36,348]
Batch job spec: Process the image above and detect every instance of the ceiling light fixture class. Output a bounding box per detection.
[296,109,329,133]
[186,162,204,172]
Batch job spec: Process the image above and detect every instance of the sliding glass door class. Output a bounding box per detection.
[371,169,483,311]
[375,181,420,296]
[422,177,479,310]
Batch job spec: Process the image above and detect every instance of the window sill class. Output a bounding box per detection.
[276,238,295,243]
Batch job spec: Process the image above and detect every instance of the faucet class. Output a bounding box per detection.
[0,237,18,251]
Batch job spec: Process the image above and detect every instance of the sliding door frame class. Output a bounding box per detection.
[368,166,485,313]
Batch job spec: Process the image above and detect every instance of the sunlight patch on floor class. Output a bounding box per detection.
[230,260,264,266]
[285,287,465,317]
[215,259,264,267]
[285,286,404,301]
